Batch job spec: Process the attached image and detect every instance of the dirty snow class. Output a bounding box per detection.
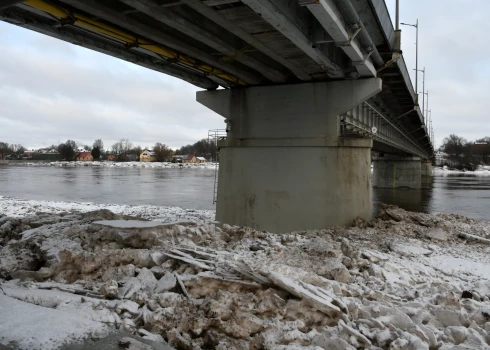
[2,204,490,349]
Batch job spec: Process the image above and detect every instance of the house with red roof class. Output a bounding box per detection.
[75,152,93,161]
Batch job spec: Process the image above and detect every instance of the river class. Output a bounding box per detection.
[0,165,489,220]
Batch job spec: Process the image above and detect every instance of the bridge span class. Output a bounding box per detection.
[1,0,435,231]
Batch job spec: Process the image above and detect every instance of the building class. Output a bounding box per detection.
[140,150,156,162]
[125,154,139,161]
[31,152,61,161]
[196,157,206,163]
[106,154,116,161]
[75,152,93,161]
[173,154,197,163]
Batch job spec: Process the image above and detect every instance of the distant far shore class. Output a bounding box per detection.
[1,160,218,169]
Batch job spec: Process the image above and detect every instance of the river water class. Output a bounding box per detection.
[0,165,489,220]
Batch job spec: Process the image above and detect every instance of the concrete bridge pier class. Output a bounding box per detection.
[421,160,433,177]
[372,156,422,189]
[197,79,382,233]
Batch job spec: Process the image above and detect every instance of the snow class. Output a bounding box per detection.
[434,165,490,175]
[389,243,433,256]
[8,161,218,169]
[0,195,214,222]
[3,204,490,349]
[0,293,109,350]
[429,255,490,279]
[92,220,189,229]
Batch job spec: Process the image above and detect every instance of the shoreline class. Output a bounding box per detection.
[434,165,490,175]
[2,199,490,348]
[0,160,218,169]
[0,195,214,222]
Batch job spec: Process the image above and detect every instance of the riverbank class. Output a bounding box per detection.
[3,160,218,169]
[434,165,490,175]
[2,201,490,349]
[0,196,214,222]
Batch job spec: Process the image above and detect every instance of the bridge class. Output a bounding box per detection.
[1,0,434,232]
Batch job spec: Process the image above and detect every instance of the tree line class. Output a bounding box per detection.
[0,142,25,159]
[438,134,490,170]
[1,137,217,162]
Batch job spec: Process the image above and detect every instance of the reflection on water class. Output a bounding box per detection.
[1,166,490,221]
[373,173,490,220]
[0,166,216,210]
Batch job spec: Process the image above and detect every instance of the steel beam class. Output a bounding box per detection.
[202,0,239,6]
[240,0,344,78]
[0,0,24,10]
[0,9,219,89]
[300,0,375,77]
[57,0,262,84]
[180,0,311,81]
[119,0,288,83]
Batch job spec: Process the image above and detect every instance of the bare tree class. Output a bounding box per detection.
[153,143,173,162]
[111,139,133,161]
[58,140,77,161]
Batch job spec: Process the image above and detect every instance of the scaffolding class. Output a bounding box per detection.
[208,129,227,204]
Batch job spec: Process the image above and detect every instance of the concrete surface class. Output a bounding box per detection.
[372,156,422,189]
[198,80,382,232]
[421,160,433,177]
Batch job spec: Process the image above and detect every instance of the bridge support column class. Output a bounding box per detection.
[197,79,382,232]
[372,156,422,189]
[421,160,433,177]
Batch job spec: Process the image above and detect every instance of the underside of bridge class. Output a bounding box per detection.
[1,0,435,231]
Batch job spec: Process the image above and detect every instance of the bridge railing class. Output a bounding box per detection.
[341,102,429,158]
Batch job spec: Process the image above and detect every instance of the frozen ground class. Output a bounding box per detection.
[434,165,490,175]
[7,161,218,169]
[2,203,490,349]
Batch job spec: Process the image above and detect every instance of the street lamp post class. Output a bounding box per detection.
[401,19,419,105]
[426,90,429,125]
[416,67,425,121]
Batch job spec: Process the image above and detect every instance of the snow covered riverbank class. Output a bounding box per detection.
[5,161,218,169]
[434,165,490,175]
[2,203,490,349]
[0,196,214,222]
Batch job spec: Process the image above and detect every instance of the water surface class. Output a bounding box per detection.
[1,166,489,220]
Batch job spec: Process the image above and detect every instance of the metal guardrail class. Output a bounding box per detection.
[341,102,429,158]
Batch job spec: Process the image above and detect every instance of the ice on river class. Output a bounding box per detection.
[0,195,214,222]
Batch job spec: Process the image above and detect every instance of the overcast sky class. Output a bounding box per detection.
[0,0,489,150]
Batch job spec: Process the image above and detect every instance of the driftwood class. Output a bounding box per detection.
[264,271,345,316]
[459,232,490,245]
[175,272,190,298]
[37,282,105,299]
[229,261,272,285]
[164,250,214,270]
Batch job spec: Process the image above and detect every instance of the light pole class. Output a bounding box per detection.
[426,90,429,125]
[427,109,431,141]
[416,66,425,121]
[401,19,419,105]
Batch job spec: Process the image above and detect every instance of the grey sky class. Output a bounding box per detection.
[0,0,489,150]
